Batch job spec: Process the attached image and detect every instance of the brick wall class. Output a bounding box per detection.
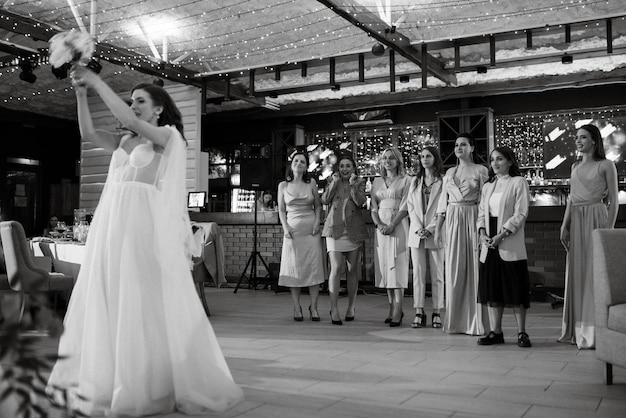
[217,220,569,289]
[219,223,377,282]
[524,222,567,288]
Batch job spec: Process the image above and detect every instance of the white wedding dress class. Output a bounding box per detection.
[47,127,243,416]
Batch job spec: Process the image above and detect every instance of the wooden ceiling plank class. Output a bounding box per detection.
[0,9,205,89]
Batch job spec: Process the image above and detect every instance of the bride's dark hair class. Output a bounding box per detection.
[132,82,184,138]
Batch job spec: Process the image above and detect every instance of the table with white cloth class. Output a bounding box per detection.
[30,239,84,279]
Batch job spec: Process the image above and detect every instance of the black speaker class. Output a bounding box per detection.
[240,144,272,190]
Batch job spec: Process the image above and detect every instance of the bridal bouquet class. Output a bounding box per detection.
[48,29,95,68]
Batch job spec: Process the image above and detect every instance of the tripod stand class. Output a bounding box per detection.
[234,190,272,293]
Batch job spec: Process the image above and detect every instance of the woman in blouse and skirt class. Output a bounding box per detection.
[321,153,368,325]
[436,133,489,335]
[477,146,532,348]
[370,148,412,327]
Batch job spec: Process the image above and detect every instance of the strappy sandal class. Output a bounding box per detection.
[411,311,426,328]
[431,313,442,328]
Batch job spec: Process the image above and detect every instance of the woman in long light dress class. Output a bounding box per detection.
[407,147,445,329]
[559,124,618,349]
[371,148,411,327]
[47,66,243,415]
[436,133,489,335]
[278,151,326,321]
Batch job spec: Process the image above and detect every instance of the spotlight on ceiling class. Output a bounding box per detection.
[399,75,410,83]
[476,66,488,74]
[561,54,573,64]
[371,43,385,56]
[331,84,341,91]
[18,58,36,83]
[51,62,72,79]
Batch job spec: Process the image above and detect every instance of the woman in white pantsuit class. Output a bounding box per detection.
[407,147,445,329]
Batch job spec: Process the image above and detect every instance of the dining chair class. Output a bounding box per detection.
[0,220,74,321]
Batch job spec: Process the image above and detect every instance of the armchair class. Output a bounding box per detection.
[0,221,74,321]
[593,229,626,385]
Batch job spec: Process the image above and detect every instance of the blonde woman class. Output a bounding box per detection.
[370,148,412,327]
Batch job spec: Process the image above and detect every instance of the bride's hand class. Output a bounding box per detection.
[70,64,98,88]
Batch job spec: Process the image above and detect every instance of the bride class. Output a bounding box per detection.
[47,64,243,416]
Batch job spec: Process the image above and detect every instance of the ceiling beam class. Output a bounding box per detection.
[0,40,40,57]
[317,0,456,85]
[243,43,625,98]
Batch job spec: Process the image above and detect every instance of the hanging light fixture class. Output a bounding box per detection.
[18,58,36,83]
[371,43,385,56]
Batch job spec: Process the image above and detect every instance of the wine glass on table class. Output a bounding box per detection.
[56,221,67,238]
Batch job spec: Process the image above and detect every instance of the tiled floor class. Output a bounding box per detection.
[14,287,626,417]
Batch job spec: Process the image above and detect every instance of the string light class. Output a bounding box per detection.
[306,123,437,179]
[496,105,626,176]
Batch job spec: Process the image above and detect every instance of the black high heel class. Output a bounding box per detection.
[330,311,343,325]
[345,308,355,322]
[309,305,320,322]
[389,312,404,327]
[294,306,303,322]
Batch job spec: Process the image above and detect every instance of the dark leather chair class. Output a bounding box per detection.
[0,221,74,320]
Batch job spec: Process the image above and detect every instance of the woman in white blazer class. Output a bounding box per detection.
[476,146,532,348]
[407,147,445,328]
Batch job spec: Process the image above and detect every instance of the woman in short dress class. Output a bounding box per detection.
[477,146,532,348]
[370,148,412,327]
[436,133,489,335]
[407,147,445,329]
[278,150,326,322]
[559,124,618,349]
[321,153,368,325]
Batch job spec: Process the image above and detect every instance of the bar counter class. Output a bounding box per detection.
[190,204,626,290]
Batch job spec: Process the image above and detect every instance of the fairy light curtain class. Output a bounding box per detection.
[305,123,437,181]
[495,105,626,179]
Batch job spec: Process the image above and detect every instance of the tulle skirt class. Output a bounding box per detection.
[47,182,243,415]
